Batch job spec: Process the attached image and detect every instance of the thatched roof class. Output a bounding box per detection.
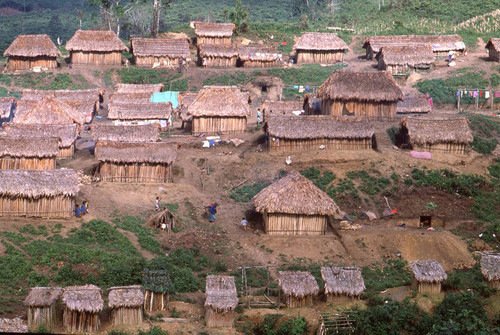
[410,260,447,283]
[62,285,103,313]
[4,34,61,58]
[194,22,235,37]
[66,30,128,52]
[91,124,159,143]
[142,269,170,294]
[14,97,86,125]
[147,207,177,226]
[114,83,163,94]
[363,34,466,53]
[486,38,500,51]
[109,92,154,104]
[25,287,62,307]
[0,97,15,119]
[188,86,250,117]
[131,38,190,59]
[204,275,238,312]
[95,141,177,164]
[294,33,348,51]
[317,71,403,103]
[0,136,59,158]
[108,286,144,308]
[254,171,341,215]
[21,89,104,103]
[262,100,303,115]
[480,253,500,282]
[397,95,432,114]
[0,169,79,198]
[376,44,434,66]
[1,124,78,148]
[266,115,374,140]
[321,266,365,297]
[107,102,172,120]
[238,46,281,61]
[401,116,473,145]
[278,271,319,298]
[198,44,238,58]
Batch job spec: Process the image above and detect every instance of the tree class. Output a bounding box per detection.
[88,0,135,37]
[151,0,172,38]
[222,0,249,34]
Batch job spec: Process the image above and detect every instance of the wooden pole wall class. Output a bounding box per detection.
[27,305,56,329]
[96,162,173,183]
[111,307,143,326]
[192,116,246,135]
[286,294,313,308]
[70,51,122,65]
[134,56,184,67]
[205,308,234,328]
[7,56,58,71]
[412,142,468,154]
[240,60,281,68]
[269,137,373,152]
[0,196,74,218]
[296,50,344,64]
[197,37,231,46]
[265,213,327,236]
[0,156,56,170]
[57,146,75,159]
[199,56,237,67]
[321,99,397,120]
[143,291,168,311]
[63,309,99,333]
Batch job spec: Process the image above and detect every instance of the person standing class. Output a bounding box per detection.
[75,204,81,218]
[81,201,86,216]
[241,217,248,230]
[155,197,160,211]
[257,108,262,125]
[208,202,217,222]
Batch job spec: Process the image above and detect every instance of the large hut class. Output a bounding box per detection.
[0,97,15,126]
[14,97,86,127]
[0,137,58,170]
[66,30,128,65]
[293,33,348,64]
[261,100,304,120]
[486,38,500,62]
[397,95,432,114]
[376,45,435,74]
[25,287,62,329]
[62,285,103,333]
[91,124,159,143]
[194,22,235,45]
[198,45,238,67]
[321,266,365,302]
[253,171,341,235]
[204,275,238,328]
[278,271,319,308]
[108,286,145,326]
[3,34,61,71]
[0,169,79,218]
[238,46,282,67]
[399,117,473,153]
[131,38,190,68]
[480,253,500,288]
[316,71,403,120]
[94,142,177,183]
[410,260,447,294]
[187,86,250,135]
[142,270,170,311]
[266,115,375,152]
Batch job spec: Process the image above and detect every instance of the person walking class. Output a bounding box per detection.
[241,217,248,230]
[208,202,217,222]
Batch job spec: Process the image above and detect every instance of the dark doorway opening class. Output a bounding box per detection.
[420,216,432,228]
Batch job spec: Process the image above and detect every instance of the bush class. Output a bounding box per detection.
[362,259,412,299]
[230,181,270,202]
[472,136,497,154]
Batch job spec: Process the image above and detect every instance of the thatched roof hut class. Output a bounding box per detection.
[238,46,282,67]
[486,38,500,61]
[66,30,128,65]
[62,285,103,333]
[397,95,432,114]
[0,137,58,170]
[0,97,15,125]
[108,285,144,326]
[114,83,163,94]
[147,207,178,233]
[14,97,86,126]
[3,34,61,71]
[321,266,365,299]
[91,124,159,143]
[205,275,238,328]
[410,260,447,294]
[278,271,319,307]
[142,270,170,311]
[131,38,190,67]
[194,22,235,45]
[262,100,304,117]
[21,88,104,103]
[107,102,172,123]
[376,44,435,74]
[25,287,62,329]
[480,253,500,288]
[198,44,238,67]
[293,33,348,64]
[109,92,154,104]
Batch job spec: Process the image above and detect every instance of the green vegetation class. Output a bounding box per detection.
[120,68,187,91]
[230,181,271,202]
[112,215,163,255]
[362,259,412,300]
[443,263,496,298]
[0,72,90,91]
[241,314,309,335]
[468,114,499,154]
[202,71,254,86]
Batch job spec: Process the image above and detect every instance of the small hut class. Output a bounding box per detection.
[0,97,16,126]
[410,260,447,294]
[238,46,282,67]
[266,115,375,152]
[204,275,238,328]
[198,45,238,67]
[194,22,235,45]
[278,271,319,308]
[293,33,348,64]
[131,38,190,68]
[14,97,86,126]
[253,171,341,235]
[94,142,177,183]
[66,30,128,65]
[3,34,61,71]
[62,285,103,333]
[399,117,473,153]
[108,286,144,326]
[0,137,58,170]
[397,95,432,114]
[142,270,170,311]
[480,253,500,288]
[91,124,159,143]
[261,100,304,120]
[25,287,62,329]
[321,266,365,301]
[187,86,250,135]
[376,45,435,74]
[147,208,178,234]
[0,169,79,218]
[486,38,500,62]
[316,71,403,120]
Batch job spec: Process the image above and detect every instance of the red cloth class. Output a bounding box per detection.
[282,42,287,45]
[480,91,483,98]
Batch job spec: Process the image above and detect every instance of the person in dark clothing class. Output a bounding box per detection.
[208,202,217,222]
[75,205,81,218]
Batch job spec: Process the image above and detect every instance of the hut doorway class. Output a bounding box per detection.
[420,215,432,228]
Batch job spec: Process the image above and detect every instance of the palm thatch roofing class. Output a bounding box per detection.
[317,71,403,103]
[109,92,154,104]
[410,260,447,283]
[14,97,86,125]
[480,253,500,282]
[178,92,197,122]
[66,30,128,52]
[238,46,281,61]
[0,136,59,157]
[4,34,61,57]
[0,97,15,119]
[321,266,365,297]
[194,22,235,37]
[278,271,319,298]
[95,141,177,164]
[187,86,250,117]
[131,38,190,59]
[62,285,103,313]
[142,269,171,294]
[114,83,164,94]
[401,116,473,145]
[198,44,238,58]
[262,100,303,115]
[266,115,374,140]
[107,102,172,120]
[293,32,349,51]
[0,169,79,198]
[108,286,145,308]
[397,95,432,114]
[25,287,62,307]
[91,124,159,143]
[254,171,341,216]
[1,124,78,147]
[363,34,466,53]
[376,44,435,66]
[486,38,500,51]
[204,275,238,312]
[21,88,104,103]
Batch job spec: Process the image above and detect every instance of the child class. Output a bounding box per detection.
[155,197,160,211]
[241,217,248,230]
[81,201,86,216]
[75,205,81,218]
[208,203,217,222]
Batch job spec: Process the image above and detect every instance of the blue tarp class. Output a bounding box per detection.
[151,91,179,108]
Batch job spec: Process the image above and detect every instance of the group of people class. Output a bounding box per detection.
[75,201,89,217]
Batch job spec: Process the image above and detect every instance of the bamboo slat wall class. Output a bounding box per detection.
[489,48,500,61]
[200,56,237,67]
[0,196,74,218]
[240,60,281,68]
[7,57,58,71]
[96,162,172,183]
[379,61,431,74]
[197,37,231,45]
[0,157,56,170]
[112,120,167,131]
[412,143,468,154]
[63,309,99,333]
[58,146,75,159]
[269,137,373,152]
[286,295,313,308]
[205,308,234,328]
[134,56,184,67]
[297,51,344,64]
[27,305,57,329]
[70,51,122,65]
[326,294,359,303]
[111,307,143,326]
[192,116,246,135]
[412,279,442,294]
[144,291,168,311]
[321,99,397,120]
[264,213,327,236]
[487,280,500,288]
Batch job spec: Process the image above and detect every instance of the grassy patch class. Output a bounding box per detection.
[229,181,271,202]
[362,259,412,300]
[468,114,499,154]
[111,215,163,255]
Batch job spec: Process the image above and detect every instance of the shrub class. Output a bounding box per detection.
[472,136,497,154]
[362,259,412,299]
[230,181,270,202]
